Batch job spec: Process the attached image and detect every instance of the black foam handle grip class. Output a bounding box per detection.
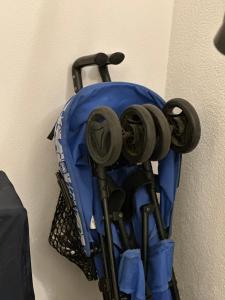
[73,53,108,69]
[108,52,125,65]
[98,52,125,82]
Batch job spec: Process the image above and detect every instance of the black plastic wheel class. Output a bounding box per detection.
[86,107,122,166]
[163,98,201,153]
[143,104,171,161]
[120,105,156,163]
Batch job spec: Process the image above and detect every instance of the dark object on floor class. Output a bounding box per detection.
[0,171,35,300]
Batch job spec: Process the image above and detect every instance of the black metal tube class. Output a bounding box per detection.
[115,213,130,250]
[141,205,150,276]
[97,165,120,300]
[141,205,154,300]
[143,161,180,300]
[143,161,167,239]
[72,68,82,93]
[142,206,148,277]
[99,235,112,300]
[72,53,108,92]
[98,65,111,82]
[73,53,108,69]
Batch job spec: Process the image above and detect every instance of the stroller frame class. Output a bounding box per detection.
[74,52,180,299]
[50,52,201,300]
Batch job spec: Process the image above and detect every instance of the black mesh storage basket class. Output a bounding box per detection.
[49,192,97,281]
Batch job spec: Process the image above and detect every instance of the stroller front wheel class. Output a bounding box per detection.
[163,98,201,153]
[86,107,123,166]
[143,104,171,161]
[120,105,156,163]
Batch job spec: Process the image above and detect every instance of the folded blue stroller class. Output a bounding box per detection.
[49,53,201,300]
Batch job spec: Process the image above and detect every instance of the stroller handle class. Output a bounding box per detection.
[72,52,125,92]
[73,53,108,69]
[108,52,125,65]
[98,52,125,82]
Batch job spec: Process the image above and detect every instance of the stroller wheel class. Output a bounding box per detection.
[163,98,201,153]
[120,105,156,163]
[143,104,171,160]
[86,107,122,166]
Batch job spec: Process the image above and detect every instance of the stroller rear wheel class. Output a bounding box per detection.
[120,105,156,163]
[86,107,123,166]
[143,104,171,161]
[163,98,201,153]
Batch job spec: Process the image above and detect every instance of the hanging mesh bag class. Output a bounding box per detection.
[49,186,97,281]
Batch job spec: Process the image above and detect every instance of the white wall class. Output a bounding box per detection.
[166,1,225,299]
[0,1,174,299]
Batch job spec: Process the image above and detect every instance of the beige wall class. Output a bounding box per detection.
[166,1,225,299]
[0,1,174,299]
